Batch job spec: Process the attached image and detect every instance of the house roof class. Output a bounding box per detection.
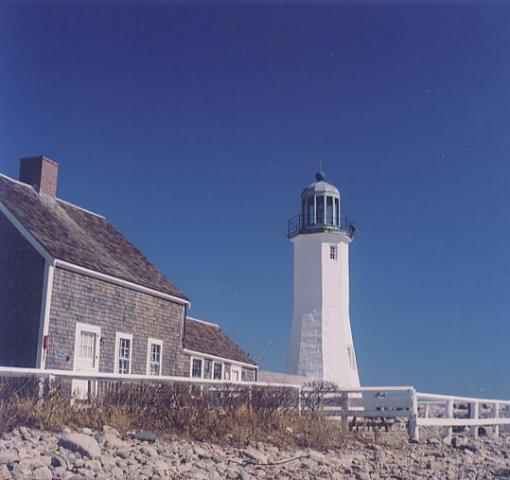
[183,317,257,366]
[0,173,188,300]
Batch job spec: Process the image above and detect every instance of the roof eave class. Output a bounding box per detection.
[55,259,190,305]
[182,348,258,368]
[0,195,190,304]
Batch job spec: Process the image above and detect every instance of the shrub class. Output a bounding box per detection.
[0,376,345,449]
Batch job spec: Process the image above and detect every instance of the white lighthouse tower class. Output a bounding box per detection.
[287,171,360,387]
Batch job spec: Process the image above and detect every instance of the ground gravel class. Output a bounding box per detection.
[0,426,509,479]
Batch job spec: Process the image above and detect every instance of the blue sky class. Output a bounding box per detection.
[1,2,510,398]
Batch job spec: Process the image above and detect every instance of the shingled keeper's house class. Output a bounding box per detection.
[0,156,257,390]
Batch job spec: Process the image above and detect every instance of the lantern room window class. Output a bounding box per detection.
[316,195,324,224]
[326,196,334,225]
[306,196,314,225]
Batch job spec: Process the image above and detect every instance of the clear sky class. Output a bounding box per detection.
[1,1,509,398]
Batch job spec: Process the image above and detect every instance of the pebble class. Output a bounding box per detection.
[0,427,507,479]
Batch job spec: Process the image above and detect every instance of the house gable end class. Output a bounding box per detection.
[0,210,46,367]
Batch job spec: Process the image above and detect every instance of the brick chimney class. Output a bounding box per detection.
[19,156,59,197]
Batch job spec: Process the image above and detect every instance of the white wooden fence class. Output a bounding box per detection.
[415,391,510,442]
[1,366,509,443]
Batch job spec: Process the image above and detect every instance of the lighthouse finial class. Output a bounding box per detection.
[315,170,326,182]
[315,161,326,181]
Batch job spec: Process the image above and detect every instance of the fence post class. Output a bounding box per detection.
[446,398,454,441]
[424,403,429,419]
[341,392,350,431]
[470,401,479,439]
[407,389,419,442]
[297,386,302,416]
[494,402,500,437]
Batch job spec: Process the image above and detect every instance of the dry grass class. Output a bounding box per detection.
[0,377,346,449]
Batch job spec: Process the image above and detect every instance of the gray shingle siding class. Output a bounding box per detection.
[0,211,45,367]
[46,267,189,376]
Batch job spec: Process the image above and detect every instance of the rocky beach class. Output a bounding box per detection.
[0,426,509,480]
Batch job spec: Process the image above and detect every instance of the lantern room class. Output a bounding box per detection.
[301,170,340,229]
[288,170,355,238]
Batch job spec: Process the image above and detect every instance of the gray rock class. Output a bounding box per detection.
[52,466,66,478]
[176,462,192,474]
[102,433,125,450]
[140,445,158,458]
[300,459,317,469]
[59,433,101,459]
[226,467,240,479]
[51,455,68,468]
[17,458,33,474]
[0,450,17,465]
[111,466,124,478]
[0,464,11,480]
[134,431,156,443]
[193,444,209,459]
[355,473,371,480]
[154,460,169,476]
[239,470,253,480]
[442,436,452,446]
[427,438,441,446]
[243,447,268,464]
[102,426,120,437]
[451,436,468,449]
[15,449,30,461]
[99,454,115,468]
[116,449,130,459]
[62,473,82,480]
[85,459,102,471]
[77,467,95,479]
[32,467,52,480]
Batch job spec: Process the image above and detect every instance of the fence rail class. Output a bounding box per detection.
[1,366,509,443]
[0,365,301,389]
[414,391,510,441]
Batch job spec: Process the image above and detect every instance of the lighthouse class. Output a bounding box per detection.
[287,171,360,388]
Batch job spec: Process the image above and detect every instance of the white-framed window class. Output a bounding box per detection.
[191,357,203,378]
[114,332,133,374]
[147,338,163,376]
[231,365,242,382]
[347,346,357,370]
[212,361,223,380]
[329,245,337,260]
[224,363,231,381]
